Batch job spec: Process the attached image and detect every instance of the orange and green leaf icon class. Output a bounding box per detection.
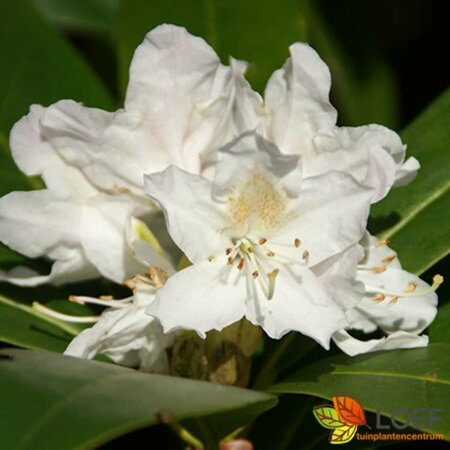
[313,395,366,445]
[330,424,358,445]
[332,395,367,426]
[313,406,345,429]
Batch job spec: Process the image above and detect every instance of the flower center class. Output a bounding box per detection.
[222,236,308,300]
[227,169,289,233]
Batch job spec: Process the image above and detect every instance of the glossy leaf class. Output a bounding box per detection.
[271,344,450,436]
[0,296,75,352]
[0,349,277,449]
[370,89,450,274]
[313,406,344,429]
[429,301,450,344]
[330,424,357,444]
[332,395,367,426]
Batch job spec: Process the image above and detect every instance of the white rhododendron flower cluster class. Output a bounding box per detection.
[0,25,441,371]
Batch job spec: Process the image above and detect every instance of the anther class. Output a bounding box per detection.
[372,265,387,273]
[372,294,386,302]
[237,257,245,271]
[252,270,259,279]
[228,256,235,265]
[266,251,275,257]
[382,255,396,264]
[208,256,215,262]
[388,296,399,305]
[404,283,417,293]
[302,250,309,260]
[99,295,113,300]
[247,246,253,253]
[225,248,232,255]
[267,268,280,300]
[375,239,390,247]
[294,238,301,248]
[259,238,267,245]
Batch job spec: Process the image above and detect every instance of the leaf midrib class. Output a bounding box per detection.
[380,180,450,240]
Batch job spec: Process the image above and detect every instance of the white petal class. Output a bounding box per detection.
[144,166,231,263]
[0,190,81,259]
[275,171,373,266]
[124,25,262,177]
[80,193,148,283]
[0,249,96,287]
[264,43,337,155]
[146,258,247,338]
[394,156,420,187]
[64,305,171,372]
[244,264,347,347]
[355,268,438,334]
[9,103,98,199]
[212,131,302,200]
[333,330,429,356]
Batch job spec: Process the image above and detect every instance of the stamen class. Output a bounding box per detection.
[372,265,387,273]
[228,256,235,265]
[372,294,386,302]
[69,295,129,309]
[259,238,267,245]
[237,257,245,271]
[375,239,390,248]
[365,274,443,298]
[33,302,99,323]
[267,268,280,300]
[294,238,301,248]
[266,250,275,257]
[252,270,259,279]
[225,248,232,255]
[382,255,396,264]
[302,250,309,260]
[99,295,113,300]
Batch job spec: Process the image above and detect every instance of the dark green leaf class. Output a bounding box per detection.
[429,302,450,344]
[0,0,114,138]
[0,349,277,449]
[31,0,118,34]
[0,296,76,352]
[271,343,449,436]
[370,89,450,274]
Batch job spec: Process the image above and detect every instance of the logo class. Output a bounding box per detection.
[313,395,367,444]
[313,395,446,444]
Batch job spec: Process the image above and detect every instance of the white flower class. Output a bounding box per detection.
[0,25,257,286]
[52,287,174,373]
[144,131,374,347]
[245,44,420,202]
[331,233,441,355]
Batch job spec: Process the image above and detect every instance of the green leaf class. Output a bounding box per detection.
[30,0,118,34]
[370,89,450,274]
[0,349,277,449]
[0,0,114,138]
[430,302,450,344]
[0,296,76,352]
[117,0,308,96]
[313,406,344,429]
[271,344,450,436]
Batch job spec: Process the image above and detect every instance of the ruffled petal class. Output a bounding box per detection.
[275,171,373,266]
[332,330,428,356]
[80,193,151,283]
[244,264,347,347]
[144,166,231,263]
[212,131,302,200]
[264,43,337,155]
[64,304,171,372]
[146,258,247,338]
